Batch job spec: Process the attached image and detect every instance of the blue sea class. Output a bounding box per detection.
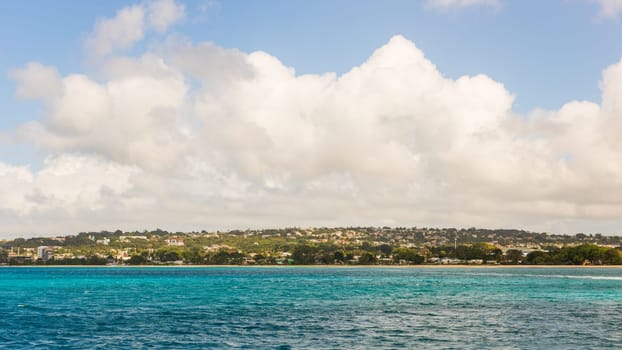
[1,267,621,349]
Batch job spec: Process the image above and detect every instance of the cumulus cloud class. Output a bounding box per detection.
[20,154,136,212]
[85,0,185,57]
[148,0,186,32]
[8,63,62,100]
[86,4,145,57]
[598,0,622,17]
[5,27,622,236]
[0,154,139,234]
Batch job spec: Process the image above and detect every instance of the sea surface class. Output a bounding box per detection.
[0,267,621,349]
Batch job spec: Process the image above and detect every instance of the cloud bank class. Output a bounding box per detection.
[4,1,622,237]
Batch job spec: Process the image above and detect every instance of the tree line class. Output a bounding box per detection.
[1,243,620,266]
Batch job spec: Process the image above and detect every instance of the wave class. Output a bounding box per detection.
[460,271,622,281]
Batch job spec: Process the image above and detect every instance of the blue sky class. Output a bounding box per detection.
[2,0,622,237]
[2,0,621,128]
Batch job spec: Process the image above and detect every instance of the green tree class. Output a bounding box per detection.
[182,248,205,264]
[604,248,622,264]
[128,254,147,265]
[392,248,424,264]
[505,249,524,264]
[378,244,393,256]
[208,250,231,264]
[292,245,317,264]
[156,249,181,262]
[526,251,551,265]
[358,252,377,265]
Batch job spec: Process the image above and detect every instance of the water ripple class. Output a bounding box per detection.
[0,267,621,349]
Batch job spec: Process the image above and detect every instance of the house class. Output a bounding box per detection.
[165,237,185,246]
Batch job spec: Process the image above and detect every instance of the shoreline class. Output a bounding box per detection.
[2,264,622,268]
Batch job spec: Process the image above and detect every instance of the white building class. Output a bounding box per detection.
[96,238,110,245]
[37,246,51,262]
[165,237,185,246]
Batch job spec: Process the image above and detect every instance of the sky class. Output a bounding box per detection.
[1,0,622,238]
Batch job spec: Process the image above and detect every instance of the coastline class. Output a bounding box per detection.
[2,264,622,268]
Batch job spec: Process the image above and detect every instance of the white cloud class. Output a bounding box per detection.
[8,63,62,100]
[0,154,137,216]
[0,154,143,236]
[598,0,622,17]
[6,31,622,236]
[86,4,145,57]
[426,0,501,10]
[85,0,185,58]
[13,54,189,172]
[148,0,186,32]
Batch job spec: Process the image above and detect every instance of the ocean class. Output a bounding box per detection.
[0,267,620,349]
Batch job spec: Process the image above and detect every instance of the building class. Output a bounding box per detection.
[165,237,185,246]
[37,246,51,262]
[96,238,110,245]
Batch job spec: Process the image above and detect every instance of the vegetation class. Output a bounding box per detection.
[525,244,622,265]
[0,228,620,266]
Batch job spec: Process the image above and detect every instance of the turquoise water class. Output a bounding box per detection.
[1,267,621,349]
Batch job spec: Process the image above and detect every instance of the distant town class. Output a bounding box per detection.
[1,227,621,266]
